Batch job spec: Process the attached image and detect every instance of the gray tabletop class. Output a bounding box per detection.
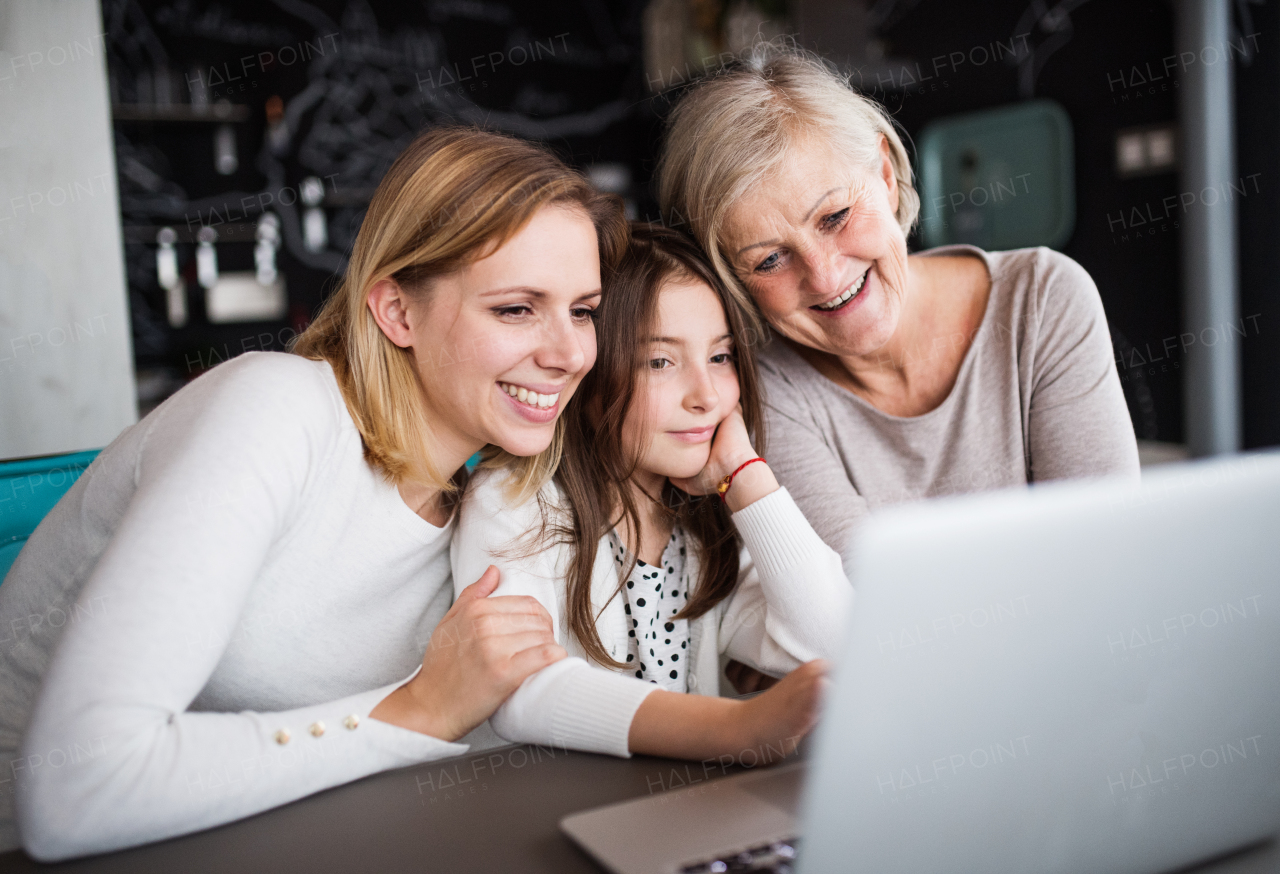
[0,742,755,873]
[0,741,1274,873]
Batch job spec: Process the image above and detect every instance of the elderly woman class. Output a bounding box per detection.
[656,43,1139,573]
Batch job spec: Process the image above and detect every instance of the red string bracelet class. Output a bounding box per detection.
[716,457,766,502]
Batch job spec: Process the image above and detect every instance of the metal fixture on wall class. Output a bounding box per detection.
[255,213,281,286]
[155,226,186,328]
[300,177,327,253]
[213,123,238,175]
[1176,0,1241,456]
[196,225,219,290]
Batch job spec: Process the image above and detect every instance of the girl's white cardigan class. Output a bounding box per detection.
[451,468,853,758]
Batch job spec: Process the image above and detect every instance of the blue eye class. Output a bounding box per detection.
[821,207,850,230]
[710,353,733,365]
[755,252,781,274]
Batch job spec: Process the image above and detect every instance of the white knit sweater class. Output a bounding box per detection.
[0,353,478,861]
[451,468,854,758]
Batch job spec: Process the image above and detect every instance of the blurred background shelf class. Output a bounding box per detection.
[112,103,251,122]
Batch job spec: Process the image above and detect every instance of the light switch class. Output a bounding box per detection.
[1117,133,1147,174]
[1115,125,1177,177]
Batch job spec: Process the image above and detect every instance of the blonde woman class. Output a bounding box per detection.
[657,43,1139,582]
[0,127,627,860]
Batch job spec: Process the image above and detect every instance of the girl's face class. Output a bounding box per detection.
[623,276,740,483]
[389,204,603,460]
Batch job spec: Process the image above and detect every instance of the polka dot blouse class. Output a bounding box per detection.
[605,527,691,693]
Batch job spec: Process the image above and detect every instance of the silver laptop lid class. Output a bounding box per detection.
[799,452,1280,874]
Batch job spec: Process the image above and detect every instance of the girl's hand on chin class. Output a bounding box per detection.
[669,406,760,496]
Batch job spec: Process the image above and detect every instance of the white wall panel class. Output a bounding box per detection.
[0,0,136,460]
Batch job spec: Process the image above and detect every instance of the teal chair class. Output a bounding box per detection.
[0,449,100,583]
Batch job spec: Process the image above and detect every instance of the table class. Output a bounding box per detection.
[0,741,1275,873]
[0,741,756,873]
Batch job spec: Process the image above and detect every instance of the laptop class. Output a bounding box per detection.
[561,451,1280,874]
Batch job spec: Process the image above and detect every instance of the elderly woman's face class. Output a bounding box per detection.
[723,136,910,360]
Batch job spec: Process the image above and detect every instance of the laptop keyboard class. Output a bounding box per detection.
[679,838,799,873]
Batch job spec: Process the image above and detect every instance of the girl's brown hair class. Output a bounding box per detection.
[548,222,767,669]
[294,126,628,494]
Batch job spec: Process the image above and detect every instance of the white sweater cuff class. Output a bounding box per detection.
[15,671,469,862]
[490,658,658,758]
[347,670,471,764]
[731,487,828,579]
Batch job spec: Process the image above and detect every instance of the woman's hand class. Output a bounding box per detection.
[669,407,779,512]
[627,660,829,761]
[370,566,566,741]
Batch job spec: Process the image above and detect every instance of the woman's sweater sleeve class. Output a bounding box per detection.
[719,487,854,675]
[451,473,656,758]
[17,357,465,862]
[1023,250,1141,483]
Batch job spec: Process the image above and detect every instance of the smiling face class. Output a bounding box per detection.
[622,276,740,484]
[397,204,603,460]
[722,135,911,361]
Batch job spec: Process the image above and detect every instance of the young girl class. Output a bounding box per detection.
[452,224,852,760]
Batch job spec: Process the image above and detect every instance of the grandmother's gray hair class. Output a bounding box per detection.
[656,40,919,298]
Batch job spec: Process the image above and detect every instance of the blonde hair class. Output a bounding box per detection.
[294,126,627,497]
[656,40,919,297]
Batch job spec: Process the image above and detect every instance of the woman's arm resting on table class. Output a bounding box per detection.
[17,362,559,862]
[14,366,446,860]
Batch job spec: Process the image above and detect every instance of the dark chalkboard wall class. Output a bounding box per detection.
[108,0,653,411]
[109,0,1279,448]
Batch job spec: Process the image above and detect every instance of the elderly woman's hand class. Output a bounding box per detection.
[670,406,779,512]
